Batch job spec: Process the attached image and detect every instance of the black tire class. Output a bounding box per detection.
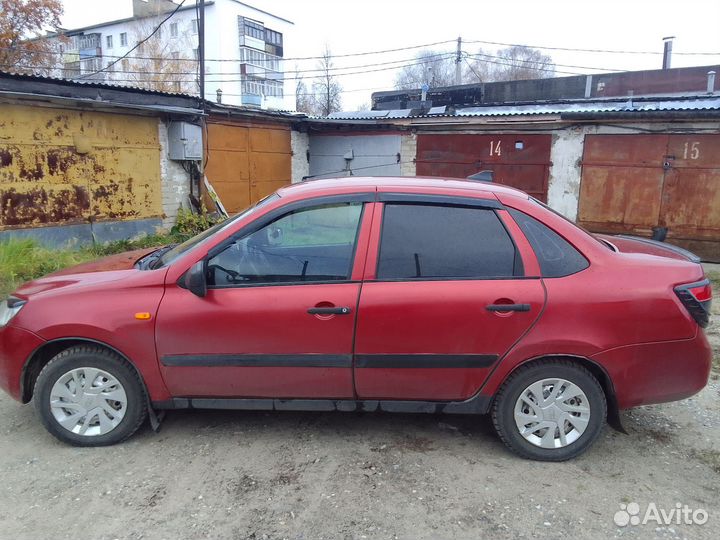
[34,345,148,446]
[491,360,606,461]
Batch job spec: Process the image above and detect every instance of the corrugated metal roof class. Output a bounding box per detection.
[321,95,720,122]
[0,69,198,98]
[455,96,720,117]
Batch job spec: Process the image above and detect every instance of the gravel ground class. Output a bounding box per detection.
[0,289,718,539]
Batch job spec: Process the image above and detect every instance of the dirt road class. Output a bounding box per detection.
[0,297,718,540]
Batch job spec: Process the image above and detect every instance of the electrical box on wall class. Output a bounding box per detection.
[168,122,203,160]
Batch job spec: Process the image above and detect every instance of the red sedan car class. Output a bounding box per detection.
[0,177,712,460]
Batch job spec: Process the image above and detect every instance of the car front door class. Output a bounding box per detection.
[354,196,546,401]
[155,197,372,399]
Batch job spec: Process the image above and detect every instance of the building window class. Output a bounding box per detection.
[170,22,178,37]
[171,51,180,60]
[106,35,113,48]
[191,19,198,34]
[193,48,199,60]
[240,47,281,72]
[265,29,282,47]
[241,76,284,98]
[120,32,127,46]
[121,58,129,72]
[239,17,265,40]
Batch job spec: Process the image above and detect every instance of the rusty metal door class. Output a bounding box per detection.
[578,134,720,261]
[416,134,551,201]
[205,121,291,213]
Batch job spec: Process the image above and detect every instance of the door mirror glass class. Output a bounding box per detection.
[183,260,207,297]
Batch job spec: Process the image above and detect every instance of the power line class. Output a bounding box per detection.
[464,52,622,74]
[464,38,720,56]
[0,39,457,65]
[79,0,187,79]
[2,53,458,83]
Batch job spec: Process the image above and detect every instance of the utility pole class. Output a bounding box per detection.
[455,36,462,85]
[198,0,205,101]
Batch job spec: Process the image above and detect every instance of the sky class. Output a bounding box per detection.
[61,0,720,109]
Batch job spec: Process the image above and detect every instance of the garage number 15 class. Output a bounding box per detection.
[683,141,701,160]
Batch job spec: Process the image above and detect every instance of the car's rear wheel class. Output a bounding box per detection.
[491,360,606,461]
[34,345,147,446]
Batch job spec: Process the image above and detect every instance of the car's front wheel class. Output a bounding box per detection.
[34,345,147,446]
[491,360,606,461]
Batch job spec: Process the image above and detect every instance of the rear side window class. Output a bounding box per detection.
[377,204,519,279]
[508,208,589,277]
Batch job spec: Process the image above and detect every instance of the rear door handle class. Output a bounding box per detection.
[307,306,352,315]
[486,303,531,312]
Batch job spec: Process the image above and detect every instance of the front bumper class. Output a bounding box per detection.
[592,329,712,410]
[0,324,46,402]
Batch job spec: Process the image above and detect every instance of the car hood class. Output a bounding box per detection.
[12,248,159,300]
[47,247,158,276]
[595,234,701,263]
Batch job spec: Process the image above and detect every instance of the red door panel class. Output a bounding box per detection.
[353,280,545,401]
[156,283,359,398]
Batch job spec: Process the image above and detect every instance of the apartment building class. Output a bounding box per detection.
[52,0,294,109]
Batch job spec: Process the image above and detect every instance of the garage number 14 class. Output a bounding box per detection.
[490,140,502,156]
[683,141,701,160]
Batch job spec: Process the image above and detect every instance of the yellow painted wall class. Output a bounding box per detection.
[0,104,162,229]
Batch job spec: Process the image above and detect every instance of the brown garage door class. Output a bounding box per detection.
[205,121,291,212]
[578,134,720,261]
[416,134,551,201]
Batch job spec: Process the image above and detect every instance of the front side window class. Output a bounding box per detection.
[208,203,363,286]
[377,203,519,279]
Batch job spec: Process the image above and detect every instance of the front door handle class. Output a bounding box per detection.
[486,303,531,312]
[307,306,352,315]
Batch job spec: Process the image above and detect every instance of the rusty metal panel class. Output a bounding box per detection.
[416,134,551,201]
[206,121,291,212]
[0,104,161,229]
[578,133,720,261]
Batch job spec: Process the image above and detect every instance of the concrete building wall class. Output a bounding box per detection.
[290,130,309,183]
[158,120,191,229]
[400,132,417,176]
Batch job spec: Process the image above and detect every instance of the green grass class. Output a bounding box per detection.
[0,234,184,298]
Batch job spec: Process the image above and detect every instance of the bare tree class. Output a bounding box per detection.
[0,0,64,76]
[122,19,197,93]
[394,50,456,90]
[293,64,313,113]
[467,45,555,82]
[308,46,342,116]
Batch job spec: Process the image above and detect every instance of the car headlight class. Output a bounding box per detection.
[0,297,26,327]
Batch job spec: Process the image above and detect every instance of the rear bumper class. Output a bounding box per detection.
[0,325,46,402]
[592,329,712,409]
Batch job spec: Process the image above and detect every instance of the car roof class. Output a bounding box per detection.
[277,176,530,199]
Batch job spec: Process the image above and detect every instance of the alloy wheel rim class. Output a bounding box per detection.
[49,367,128,436]
[513,377,591,449]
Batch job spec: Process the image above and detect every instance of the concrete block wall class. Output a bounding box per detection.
[291,130,309,183]
[158,120,191,229]
[400,132,417,176]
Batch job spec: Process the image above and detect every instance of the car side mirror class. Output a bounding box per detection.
[183,261,207,297]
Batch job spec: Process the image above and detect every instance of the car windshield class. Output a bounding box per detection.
[154,194,281,268]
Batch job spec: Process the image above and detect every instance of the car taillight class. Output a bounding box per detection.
[674,279,712,328]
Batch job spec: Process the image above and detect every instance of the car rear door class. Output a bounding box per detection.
[353,193,546,401]
[155,196,374,399]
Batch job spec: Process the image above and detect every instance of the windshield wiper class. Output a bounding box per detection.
[135,244,178,270]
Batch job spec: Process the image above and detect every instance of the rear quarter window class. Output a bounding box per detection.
[508,208,589,277]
